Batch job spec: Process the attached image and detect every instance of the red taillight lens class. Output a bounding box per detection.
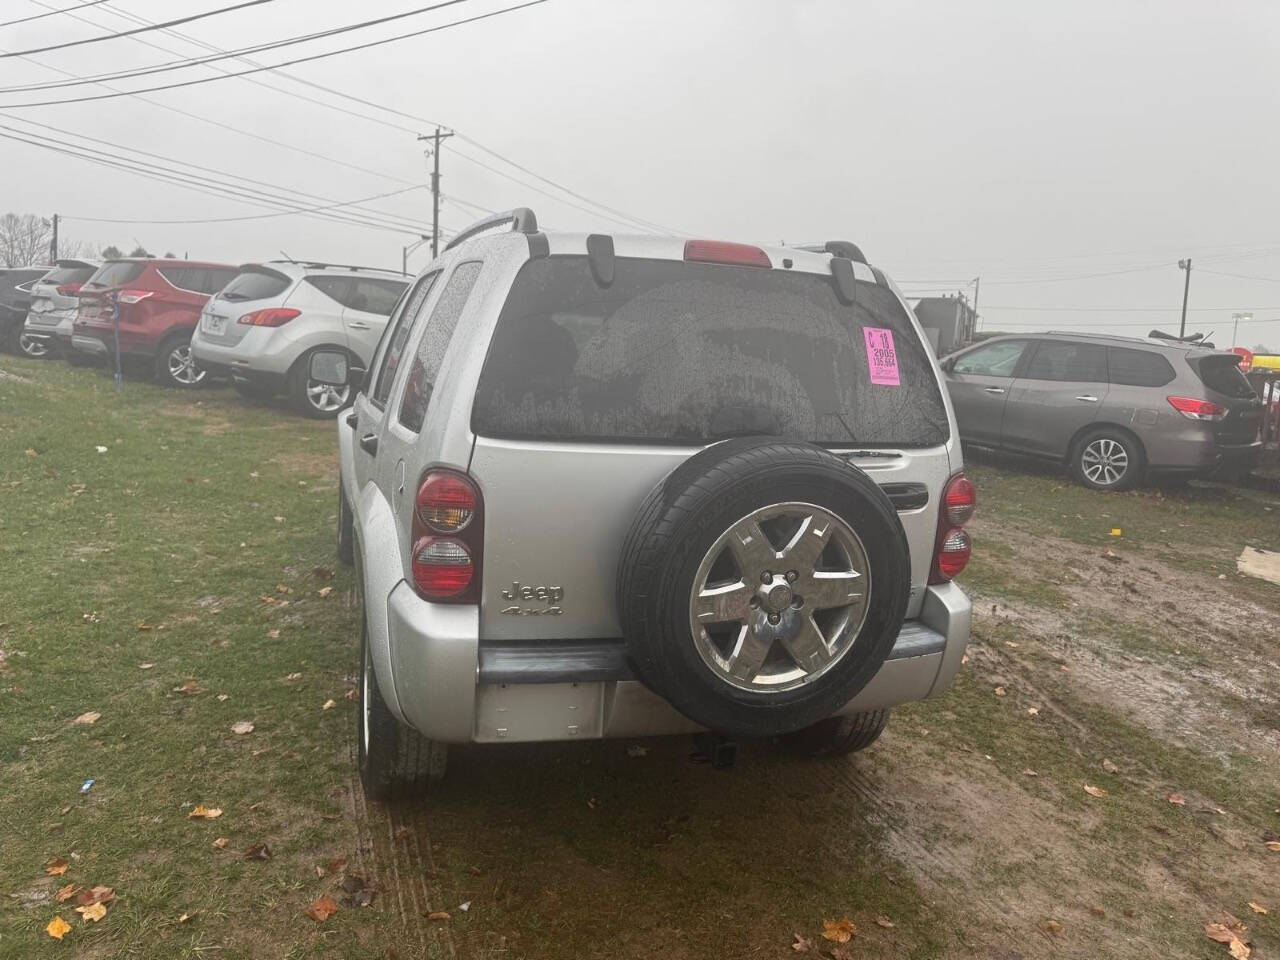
[411,536,474,599]
[56,282,83,296]
[416,471,477,533]
[683,239,772,268]
[117,289,153,304]
[931,471,976,584]
[238,307,300,327]
[410,469,483,604]
[1167,395,1227,421]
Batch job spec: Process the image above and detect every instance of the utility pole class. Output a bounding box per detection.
[970,276,981,339]
[1177,258,1192,338]
[1231,312,1252,348]
[417,127,454,258]
[50,213,58,262]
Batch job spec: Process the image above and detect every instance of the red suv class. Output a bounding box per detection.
[71,259,239,387]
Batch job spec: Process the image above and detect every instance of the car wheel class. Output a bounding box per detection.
[337,480,355,567]
[617,437,911,738]
[781,710,888,756]
[357,585,446,800]
[232,378,274,402]
[1071,428,1144,491]
[290,350,352,419]
[155,336,208,388]
[18,332,50,359]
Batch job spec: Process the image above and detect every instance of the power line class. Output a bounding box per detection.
[63,185,428,225]
[981,304,1280,313]
[1197,267,1280,283]
[0,0,279,58]
[0,1,548,108]
[0,0,111,28]
[0,0,472,90]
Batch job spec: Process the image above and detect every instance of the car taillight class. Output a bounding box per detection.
[56,282,83,296]
[117,289,153,304]
[1167,395,1227,421]
[931,471,976,584]
[410,469,483,602]
[238,307,300,327]
[683,239,772,268]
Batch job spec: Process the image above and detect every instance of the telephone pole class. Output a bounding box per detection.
[970,275,981,338]
[417,127,454,258]
[50,213,58,262]
[1177,258,1192,338]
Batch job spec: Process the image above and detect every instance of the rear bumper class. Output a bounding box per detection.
[191,324,305,379]
[71,334,109,357]
[382,580,971,744]
[23,313,74,343]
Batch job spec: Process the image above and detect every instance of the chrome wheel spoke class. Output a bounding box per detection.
[727,518,778,577]
[725,624,773,683]
[800,571,863,610]
[779,616,833,672]
[781,512,834,569]
[693,581,752,625]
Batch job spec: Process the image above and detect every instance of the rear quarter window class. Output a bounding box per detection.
[398,261,483,432]
[471,256,948,447]
[1107,347,1175,387]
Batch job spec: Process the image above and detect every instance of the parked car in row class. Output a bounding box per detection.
[941,331,1263,489]
[19,258,100,359]
[325,209,974,795]
[1,265,52,354]
[70,258,239,387]
[191,260,408,417]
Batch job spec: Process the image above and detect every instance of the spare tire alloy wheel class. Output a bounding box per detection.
[690,503,870,692]
[618,438,911,738]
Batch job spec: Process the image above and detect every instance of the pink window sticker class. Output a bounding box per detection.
[863,326,900,386]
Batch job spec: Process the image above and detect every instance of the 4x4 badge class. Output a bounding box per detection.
[499,581,564,616]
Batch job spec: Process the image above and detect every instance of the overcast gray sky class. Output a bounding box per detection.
[1,0,1278,347]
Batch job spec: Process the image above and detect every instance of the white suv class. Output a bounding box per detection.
[326,210,974,798]
[191,261,408,417]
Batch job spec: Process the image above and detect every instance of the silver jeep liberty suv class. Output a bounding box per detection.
[327,209,974,798]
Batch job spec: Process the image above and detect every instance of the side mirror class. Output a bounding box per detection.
[940,357,956,373]
[309,350,349,387]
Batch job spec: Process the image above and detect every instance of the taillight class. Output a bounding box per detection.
[56,282,83,296]
[683,239,772,268]
[410,469,483,603]
[238,307,300,327]
[1167,395,1227,421]
[117,289,153,304]
[931,471,976,584]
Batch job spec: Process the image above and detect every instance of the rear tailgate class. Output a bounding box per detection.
[1192,354,1264,443]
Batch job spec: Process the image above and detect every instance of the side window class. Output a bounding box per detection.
[352,278,409,316]
[952,340,1027,377]
[158,266,193,291]
[372,272,439,408]
[1023,340,1107,382]
[305,275,354,308]
[1108,347,1175,387]
[397,261,483,432]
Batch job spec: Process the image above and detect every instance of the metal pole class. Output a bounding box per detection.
[970,276,980,338]
[403,245,408,277]
[112,291,122,392]
[1178,258,1192,338]
[431,128,441,258]
[50,213,58,262]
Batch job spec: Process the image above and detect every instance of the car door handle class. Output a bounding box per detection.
[984,387,1006,395]
[345,411,359,428]
[347,321,372,330]
[1075,395,1099,403]
[359,433,378,456]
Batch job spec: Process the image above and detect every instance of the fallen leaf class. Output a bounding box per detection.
[1102,548,1122,562]
[267,629,281,639]
[791,933,814,952]
[318,586,333,598]
[55,884,77,903]
[25,447,38,457]
[821,918,856,943]
[961,653,970,665]
[994,686,1006,697]
[1206,923,1237,943]
[1045,919,1064,936]
[46,916,71,940]
[178,912,192,923]
[75,902,106,923]
[427,910,451,921]
[1084,784,1108,798]
[275,583,292,594]
[75,886,114,906]
[173,680,201,695]
[212,837,228,849]
[139,663,155,670]
[231,721,254,735]
[306,894,339,922]
[875,915,895,929]
[285,672,302,682]
[273,516,285,524]
[72,711,100,725]
[1230,940,1251,959]
[1102,759,1119,774]
[829,950,853,960]
[1248,902,1268,915]
[46,857,69,876]
[1167,792,1187,806]
[1266,841,1280,852]
[344,687,358,702]
[1026,707,1039,717]
[1023,769,1039,777]
[1089,906,1106,918]
[188,805,222,819]
[244,843,271,861]
[322,699,336,711]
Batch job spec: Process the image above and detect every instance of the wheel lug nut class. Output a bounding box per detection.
[749,596,760,608]
[792,596,804,608]
[785,570,798,583]
[767,612,780,625]
[761,571,773,584]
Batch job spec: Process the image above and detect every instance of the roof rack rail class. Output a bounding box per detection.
[445,207,538,251]
[265,259,400,274]
[794,240,868,265]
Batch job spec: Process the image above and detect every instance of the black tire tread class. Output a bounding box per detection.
[781,709,889,757]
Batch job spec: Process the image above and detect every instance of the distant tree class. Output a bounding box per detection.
[0,212,53,267]
[1252,343,1275,355]
[57,238,96,260]
[101,245,123,260]
[164,251,177,259]
[127,245,150,258]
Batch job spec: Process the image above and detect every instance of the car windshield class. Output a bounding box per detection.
[472,255,949,446]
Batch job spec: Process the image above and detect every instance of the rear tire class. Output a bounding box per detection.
[337,481,355,567]
[289,348,352,419]
[781,710,888,756]
[1071,428,1144,491]
[357,560,445,800]
[154,334,208,389]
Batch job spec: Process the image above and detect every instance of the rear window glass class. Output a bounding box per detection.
[219,268,292,302]
[1107,347,1175,387]
[88,262,145,288]
[471,256,949,446]
[1195,356,1257,399]
[40,264,96,286]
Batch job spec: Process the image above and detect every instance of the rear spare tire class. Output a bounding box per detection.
[617,437,910,738]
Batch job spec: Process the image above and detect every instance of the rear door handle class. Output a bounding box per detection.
[1075,395,1099,403]
[348,321,372,330]
[359,433,378,456]
[984,387,1006,395]
[345,411,359,428]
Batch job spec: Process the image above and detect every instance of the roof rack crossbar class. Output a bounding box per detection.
[445,207,539,252]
